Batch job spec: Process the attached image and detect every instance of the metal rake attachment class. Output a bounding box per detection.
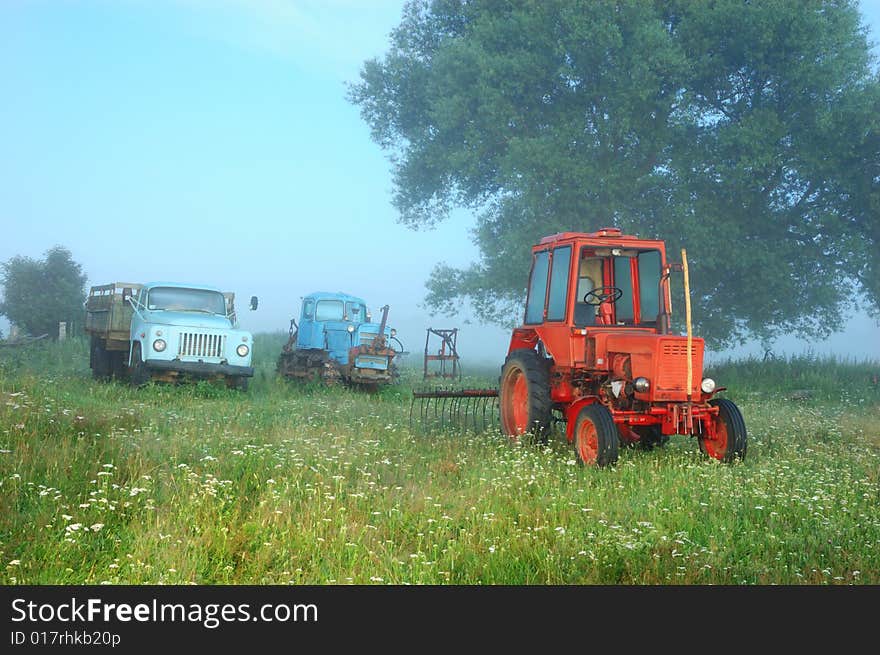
[410,387,500,434]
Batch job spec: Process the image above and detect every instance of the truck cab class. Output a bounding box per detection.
[127,282,254,388]
[278,291,401,386]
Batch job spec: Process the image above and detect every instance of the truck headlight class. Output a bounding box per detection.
[701,378,716,393]
[236,344,250,357]
[347,325,355,333]
[390,329,396,337]
[152,338,166,352]
[633,377,650,393]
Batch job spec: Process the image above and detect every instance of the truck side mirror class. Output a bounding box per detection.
[250,296,258,311]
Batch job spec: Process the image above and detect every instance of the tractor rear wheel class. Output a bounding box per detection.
[700,398,747,462]
[499,348,551,444]
[573,404,619,467]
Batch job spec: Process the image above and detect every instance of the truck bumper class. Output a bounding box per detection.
[144,359,254,378]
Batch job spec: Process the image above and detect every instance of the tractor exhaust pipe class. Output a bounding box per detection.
[681,248,693,403]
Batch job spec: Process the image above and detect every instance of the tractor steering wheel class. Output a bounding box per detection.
[583,286,623,306]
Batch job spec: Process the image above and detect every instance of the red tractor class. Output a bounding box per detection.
[492,227,746,466]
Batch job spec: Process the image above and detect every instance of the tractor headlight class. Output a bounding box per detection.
[347,325,355,333]
[701,378,716,394]
[390,329,396,337]
[236,344,250,357]
[152,338,166,352]
[634,377,650,393]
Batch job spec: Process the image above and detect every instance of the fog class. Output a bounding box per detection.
[2,1,878,365]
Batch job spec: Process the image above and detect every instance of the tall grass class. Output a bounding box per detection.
[0,337,878,584]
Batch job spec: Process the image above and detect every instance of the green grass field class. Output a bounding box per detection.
[1,335,878,584]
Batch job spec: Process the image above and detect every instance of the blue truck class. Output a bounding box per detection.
[277,291,402,387]
[84,281,255,390]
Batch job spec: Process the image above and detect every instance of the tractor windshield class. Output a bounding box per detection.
[574,248,663,327]
[315,300,345,321]
[147,287,227,315]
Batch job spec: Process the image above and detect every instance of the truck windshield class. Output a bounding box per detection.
[147,287,227,315]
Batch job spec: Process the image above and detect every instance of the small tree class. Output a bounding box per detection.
[0,246,87,339]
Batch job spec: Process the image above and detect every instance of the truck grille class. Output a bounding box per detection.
[178,333,225,359]
[359,331,379,346]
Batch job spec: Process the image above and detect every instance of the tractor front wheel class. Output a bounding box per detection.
[499,349,551,444]
[573,404,619,467]
[700,398,747,462]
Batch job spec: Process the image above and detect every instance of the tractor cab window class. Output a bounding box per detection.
[347,302,366,323]
[606,250,663,325]
[302,299,315,320]
[613,257,635,323]
[315,299,344,321]
[638,250,662,324]
[546,246,572,322]
[525,250,550,324]
[574,254,604,326]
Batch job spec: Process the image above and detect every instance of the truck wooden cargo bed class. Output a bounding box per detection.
[84,283,142,346]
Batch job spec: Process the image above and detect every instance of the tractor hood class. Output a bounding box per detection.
[597,331,705,402]
[355,322,393,341]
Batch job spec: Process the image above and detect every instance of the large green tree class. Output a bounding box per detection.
[0,246,87,339]
[350,0,880,346]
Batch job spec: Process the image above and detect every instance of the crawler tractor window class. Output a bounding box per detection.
[315,300,344,321]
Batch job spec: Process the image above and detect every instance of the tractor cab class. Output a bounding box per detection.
[513,228,681,373]
[295,291,374,364]
[523,228,669,332]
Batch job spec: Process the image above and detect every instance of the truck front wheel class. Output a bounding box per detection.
[226,376,249,392]
[128,343,150,387]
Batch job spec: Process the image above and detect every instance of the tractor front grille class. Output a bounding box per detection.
[178,332,225,359]
[656,340,702,392]
[359,331,379,346]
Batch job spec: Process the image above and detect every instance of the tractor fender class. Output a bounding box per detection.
[564,396,602,442]
[507,328,538,356]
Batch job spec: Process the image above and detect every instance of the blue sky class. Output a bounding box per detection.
[1,0,878,362]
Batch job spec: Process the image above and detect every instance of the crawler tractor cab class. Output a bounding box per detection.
[499,228,747,466]
[277,291,403,386]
